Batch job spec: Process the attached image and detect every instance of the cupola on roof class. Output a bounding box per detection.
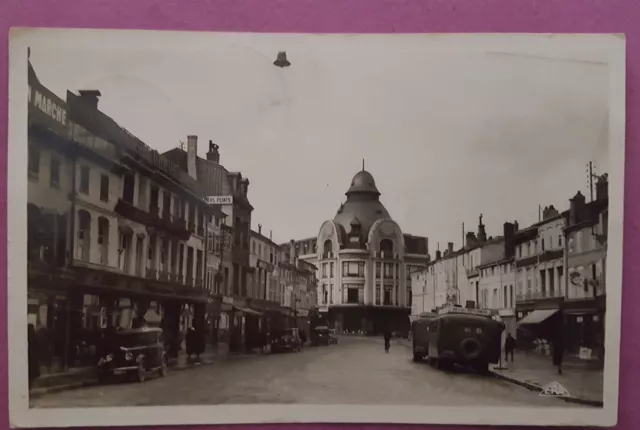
[333,165,392,242]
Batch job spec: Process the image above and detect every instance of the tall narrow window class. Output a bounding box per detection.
[28,144,40,178]
[100,174,110,202]
[97,217,110,265]
[136,236,144,277]
[50,158,60,188]
[77,210,91,261]
[137,176,147,208]
[79,166,90,194]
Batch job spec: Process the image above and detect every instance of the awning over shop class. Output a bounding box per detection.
[564,308,597,316]
[518,309,559,325]
[233,306,263,316]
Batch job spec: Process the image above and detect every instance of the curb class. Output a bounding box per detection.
[29,356,227,399]
[490,371,603,407]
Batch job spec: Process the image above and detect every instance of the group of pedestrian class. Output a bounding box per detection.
[503,332,565,374]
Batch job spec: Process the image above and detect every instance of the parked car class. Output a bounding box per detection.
[97,327,168,383]
[312,326,330,346]
[271,328,302,353]
[328,328,338,344]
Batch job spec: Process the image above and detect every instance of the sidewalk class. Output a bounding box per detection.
[490,351,603,407]
[29,347,235,398]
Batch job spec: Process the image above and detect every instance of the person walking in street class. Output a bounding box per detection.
[384,331,391,353]
[504,333,516,362]
[552,333,565,374]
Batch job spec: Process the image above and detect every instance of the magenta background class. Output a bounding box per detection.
[1,0,639,429]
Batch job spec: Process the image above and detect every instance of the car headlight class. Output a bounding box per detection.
[105,354,113,362]
[125,352,133,361]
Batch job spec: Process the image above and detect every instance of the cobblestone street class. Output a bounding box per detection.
[31,337,570,408]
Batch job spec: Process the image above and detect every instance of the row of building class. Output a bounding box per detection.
[411,177,609,364]
[27,61,318,375]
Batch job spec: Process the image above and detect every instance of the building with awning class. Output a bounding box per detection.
[518,309,559,325]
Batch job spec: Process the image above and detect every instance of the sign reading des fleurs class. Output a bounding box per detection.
[205,196,233,205]
[28,80,68,137]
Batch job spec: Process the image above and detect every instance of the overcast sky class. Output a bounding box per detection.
[27,31,610,250]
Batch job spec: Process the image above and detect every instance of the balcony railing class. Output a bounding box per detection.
[114,199,190,240]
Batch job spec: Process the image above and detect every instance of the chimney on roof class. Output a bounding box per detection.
[435,250,442,260]
[258,224,262,235]
[465,232,477,248]
[569,191,587,225]
[447,242,454,254]
[503,222,516,258]
[78,90,101,109]
[477,214,487,242]
[543,205,560,220]
[270,230,273,240]
[207,140,220,163]
[187,135,198,180]
[596,173,609,201]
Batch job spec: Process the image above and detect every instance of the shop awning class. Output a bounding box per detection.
[564,309,597,316]
[518,309,558,325]
[233,306,263,316]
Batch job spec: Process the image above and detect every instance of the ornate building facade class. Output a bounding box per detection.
[292,167,429,335]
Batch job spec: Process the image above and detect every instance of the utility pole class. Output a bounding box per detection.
[588,161,595,202]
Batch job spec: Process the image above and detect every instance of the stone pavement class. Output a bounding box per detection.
[490,351,603,406]
[31,336,567,408]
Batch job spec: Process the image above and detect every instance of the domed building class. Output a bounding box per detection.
[290,167,430,335]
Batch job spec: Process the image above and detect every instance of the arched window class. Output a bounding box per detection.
[323,239,333,258]
[380,239,394,256]
[77,210,91,261]
[97,216,110,265]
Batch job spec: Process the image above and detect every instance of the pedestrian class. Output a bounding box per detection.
[552,333,565,374]
[383,331,391,353]
[186,326,196,362]
[28,324,40,390]
[504,333,515,362]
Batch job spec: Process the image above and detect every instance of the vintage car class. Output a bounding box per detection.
[97,327,168,383]
[271,328,302,353]
[424,307,505,373]
[411,312,437,362]
[312,326,331,346]
[328,328,338,344]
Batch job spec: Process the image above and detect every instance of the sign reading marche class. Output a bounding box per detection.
[27,81,68,136]
[206,196,233,205]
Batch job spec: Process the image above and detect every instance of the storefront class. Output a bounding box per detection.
[563,296,605,365]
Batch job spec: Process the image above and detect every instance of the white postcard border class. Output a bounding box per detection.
[7,30,625,428]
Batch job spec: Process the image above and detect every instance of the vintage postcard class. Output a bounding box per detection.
[7,29,625,427]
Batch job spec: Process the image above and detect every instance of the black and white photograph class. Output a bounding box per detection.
[7,30,625,427]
